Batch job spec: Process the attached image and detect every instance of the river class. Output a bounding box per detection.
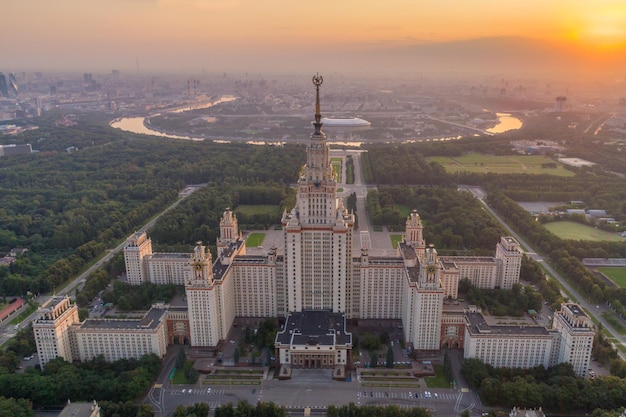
[109,95,237,141]
[486,113,523,134]
[111,99,522,142]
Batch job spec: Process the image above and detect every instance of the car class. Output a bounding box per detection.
[182,389,186,394]
[206,388,212,393]
[407,392,412,397]
[434,392,438,398]
[414,392,419,398]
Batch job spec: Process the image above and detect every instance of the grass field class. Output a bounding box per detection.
[424,365,450,388]
[331,157,342,183]
[543,221,626,242]
[396,204,412,219]
[246,233,266,247]
[390,235,403,249]
[428,154,575,176]
[599,267,626,289]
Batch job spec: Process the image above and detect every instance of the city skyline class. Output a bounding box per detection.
[4,1,626,75]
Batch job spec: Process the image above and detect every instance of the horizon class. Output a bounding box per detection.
[3,1,626,77]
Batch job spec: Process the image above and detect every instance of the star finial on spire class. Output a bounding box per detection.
[312,73,324,135]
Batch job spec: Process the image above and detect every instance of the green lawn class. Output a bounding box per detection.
[170,368,187,384]
[424,365,451,388]
[246,232,266,247]
[599,267,626,289]
[395,204,412,219]
[390,235,403,249]
[428,154,574,176]
[331,157,342,183]
[543,221,626,242]
[235,205,281,217]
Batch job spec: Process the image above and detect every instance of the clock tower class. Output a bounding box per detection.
[189,241,213,285]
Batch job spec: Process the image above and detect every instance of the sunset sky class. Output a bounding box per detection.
[4,0,626,73]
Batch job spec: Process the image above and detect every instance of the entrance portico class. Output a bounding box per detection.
[275,310,352,376]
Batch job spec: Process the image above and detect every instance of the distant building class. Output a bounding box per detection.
[10,247,28,256]
[587,209,607,218]
[0,297,26,323]
[0,256,16,267]
[59,400,100,417]
[0,144,32,157]
[555,96,567,112]
[0,73,8,97]
[510,407,545,417]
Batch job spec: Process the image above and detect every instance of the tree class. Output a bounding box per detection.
[370,352,378,369]
[0,396,34,417]
[386,348,394,369]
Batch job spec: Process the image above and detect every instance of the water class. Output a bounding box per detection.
[111,97,522,143]
[109,95,236,141]
[486,113,523,134]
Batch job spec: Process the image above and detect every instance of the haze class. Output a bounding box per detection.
[4,0,626,77]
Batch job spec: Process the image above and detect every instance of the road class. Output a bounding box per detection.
[0,185,206,347]
[330,149,396,256]
[459,185,626,360]
[146,366,481,417]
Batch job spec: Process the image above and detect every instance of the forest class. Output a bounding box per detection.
[462,359,626,413]
[0,111,304,296]
[0,354,161,409]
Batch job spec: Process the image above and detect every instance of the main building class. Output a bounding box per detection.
[35,75,593,377]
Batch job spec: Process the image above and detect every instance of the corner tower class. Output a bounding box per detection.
[281,74,355,314]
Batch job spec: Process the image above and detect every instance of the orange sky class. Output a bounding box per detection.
[3,0,625,73]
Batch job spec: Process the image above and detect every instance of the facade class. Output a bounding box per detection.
[464,308,554,370]
[34,298,168,369]
[59,400,101,417]
[33,296,80,369]
[74,307,168,362]
[551,303,595,378]
[124,232,152,285]
[275,310,352,369]
[463,303,594,377]
[124,231,189,286]
[495,236,523,289]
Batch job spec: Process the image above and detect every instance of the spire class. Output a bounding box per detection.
[312,73,324,136]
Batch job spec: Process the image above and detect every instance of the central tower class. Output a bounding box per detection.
[282,74,355,314]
